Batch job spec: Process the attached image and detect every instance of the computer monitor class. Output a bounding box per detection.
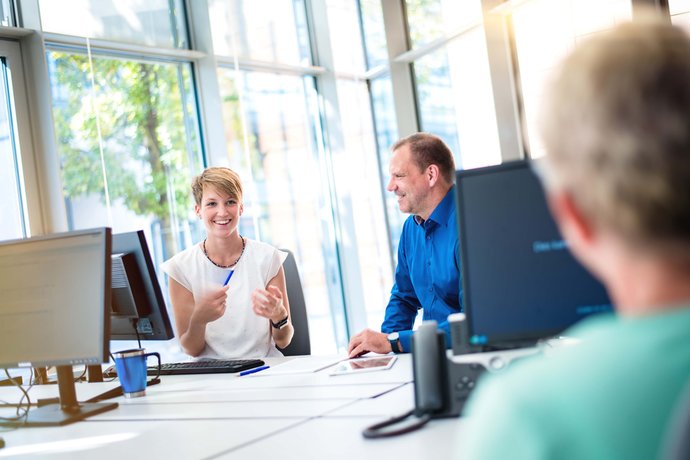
[455,160,612,350]
[0,228,118,426]
[110,230,174,343]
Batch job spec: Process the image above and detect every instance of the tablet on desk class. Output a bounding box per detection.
[329,355,397,376]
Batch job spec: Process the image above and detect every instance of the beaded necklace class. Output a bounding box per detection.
[202,236,245,269]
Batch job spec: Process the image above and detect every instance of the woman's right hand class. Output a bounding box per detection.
[190,285,229,325]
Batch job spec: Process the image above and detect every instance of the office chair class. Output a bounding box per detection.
[659,379,690,460]
[277,249,311,356]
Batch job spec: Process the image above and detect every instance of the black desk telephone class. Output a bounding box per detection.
[412,321,459,418]
[363,321,462,438]
[362,321,540,438]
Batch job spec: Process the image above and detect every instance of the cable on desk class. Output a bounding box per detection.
[361,409,432,439]
[0,397,58,408]
[74,366,88,382]
[0,369,31,423]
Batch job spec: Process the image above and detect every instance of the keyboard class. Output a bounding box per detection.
[153,359,265,376]
[104,358,265,377]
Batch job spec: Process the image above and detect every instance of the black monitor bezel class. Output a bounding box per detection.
[110,230,174,341]
[455,159,610,350]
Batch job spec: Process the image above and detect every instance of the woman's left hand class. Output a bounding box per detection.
[252,285,287,323]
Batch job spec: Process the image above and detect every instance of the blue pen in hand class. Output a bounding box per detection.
[223,270,234,286]
[239,365,270,376]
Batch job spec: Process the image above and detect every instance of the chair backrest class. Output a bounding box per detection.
[660,379,690,460]
[278,249,311,356]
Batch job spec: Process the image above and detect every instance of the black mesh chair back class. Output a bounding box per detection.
[277,249,311,356]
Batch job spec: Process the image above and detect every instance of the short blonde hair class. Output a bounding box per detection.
[539,16,690,251]
[191,167,243,206]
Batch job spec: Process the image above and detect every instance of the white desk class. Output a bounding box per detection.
[0,355,464,459]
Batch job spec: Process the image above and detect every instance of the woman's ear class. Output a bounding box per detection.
[240,203,244,216]
[194,204,201,219]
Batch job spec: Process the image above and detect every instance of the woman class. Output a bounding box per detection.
[161,167,293,358]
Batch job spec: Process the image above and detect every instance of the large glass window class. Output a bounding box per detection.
[509,0,632,158]
[47,50,203,278]
[326,0,367,73]
[38,0,188,49]
[358,0,406,264]
[409,0,498,169]
[406,0,448,48]
[406,0,456,144]
[217,68,342,354]
[446,20,501,170]
[208,0,311,65]
[334,78,394,330]
[0,44,25,240]
[414,49,461,158]
[359,0,388,69]
[325,0,394,330]
[370,76,403,255]
[406,0,480,49]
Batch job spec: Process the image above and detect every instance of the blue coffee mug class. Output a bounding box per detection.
[113,348,161,398]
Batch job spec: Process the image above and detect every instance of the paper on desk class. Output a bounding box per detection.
[250,356,345,376]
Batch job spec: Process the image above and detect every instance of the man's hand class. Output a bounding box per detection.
[347,328,393,358]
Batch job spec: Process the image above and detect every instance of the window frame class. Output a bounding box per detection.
[0,33,47,237]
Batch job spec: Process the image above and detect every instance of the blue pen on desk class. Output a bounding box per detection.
[223,270,234,286]
[239,365,270,376]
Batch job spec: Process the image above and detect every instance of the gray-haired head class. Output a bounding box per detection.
[539,15,690,258]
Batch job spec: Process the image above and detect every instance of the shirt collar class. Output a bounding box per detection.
[414,185,456,226]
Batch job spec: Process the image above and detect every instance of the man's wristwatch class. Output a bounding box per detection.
[387,332,402,353]
[271,315,289,329]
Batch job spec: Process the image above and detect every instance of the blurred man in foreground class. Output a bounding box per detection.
[461,14,690,460]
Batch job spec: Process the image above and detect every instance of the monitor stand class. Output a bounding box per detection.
[0,366,118,427]
[87,365,104,382]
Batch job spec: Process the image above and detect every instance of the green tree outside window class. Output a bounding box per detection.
[49,51,202,256]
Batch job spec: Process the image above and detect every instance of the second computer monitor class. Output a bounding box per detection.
[110,230,174,341]
[455,160,612,350]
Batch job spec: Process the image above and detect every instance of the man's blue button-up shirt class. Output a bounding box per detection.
[381,186,463,352]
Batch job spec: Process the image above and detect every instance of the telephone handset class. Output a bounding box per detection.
[361,320,538,438]
[362,321,459,439]
[412,321,457,417]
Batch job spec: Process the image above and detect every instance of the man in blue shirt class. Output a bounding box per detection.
[348,132,462,357]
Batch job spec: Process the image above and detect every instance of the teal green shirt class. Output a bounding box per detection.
[460,307,690,460]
